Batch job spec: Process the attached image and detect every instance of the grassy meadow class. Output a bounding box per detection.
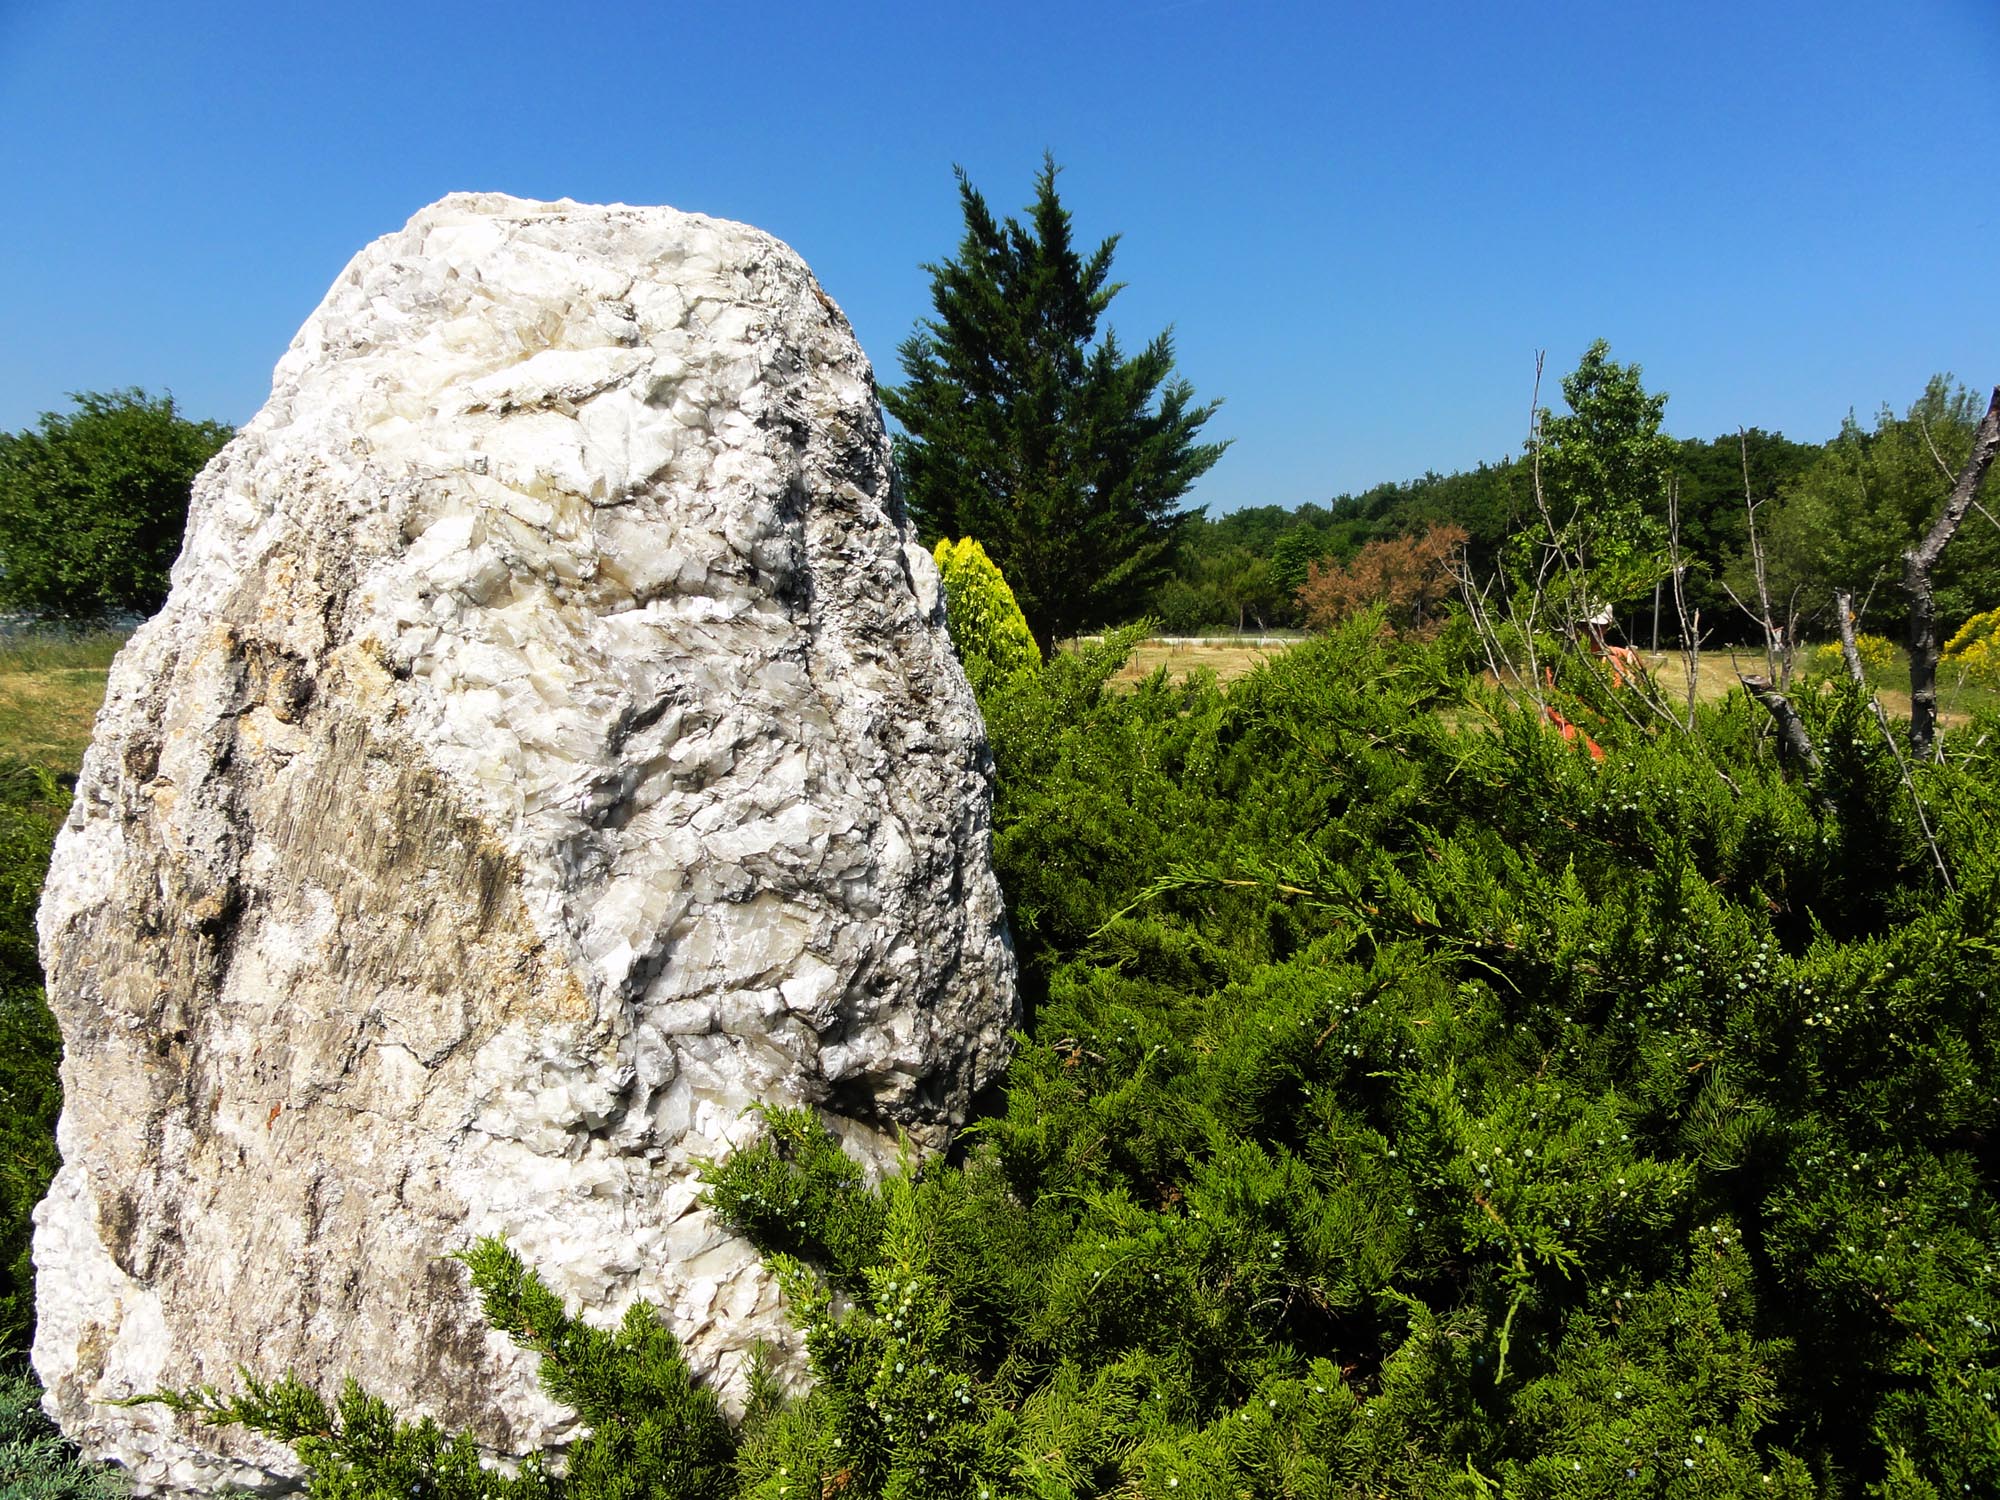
[0,630,125,775]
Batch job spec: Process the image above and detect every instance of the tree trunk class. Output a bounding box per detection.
[1905,386,2000,759]
[1834,590,1865,685]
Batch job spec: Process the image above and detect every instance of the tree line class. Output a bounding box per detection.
[3,165,1992,682]
[1148,376,1999,651]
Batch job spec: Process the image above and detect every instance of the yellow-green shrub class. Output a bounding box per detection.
[933,537,1041,702]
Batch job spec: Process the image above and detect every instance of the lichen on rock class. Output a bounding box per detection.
[30,192,1017,1493]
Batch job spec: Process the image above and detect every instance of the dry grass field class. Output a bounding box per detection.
[1100,634,1995,731]
[1108,636,1305,687]
[0,631,1986,777]
[1630,649,1994,728]
[0,632,125,775]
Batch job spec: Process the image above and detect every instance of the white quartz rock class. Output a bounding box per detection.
[31,192,1016,1493]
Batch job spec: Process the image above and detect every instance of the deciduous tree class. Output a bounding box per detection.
[0,390,232,620]
[1754,377,2000,644]
[1906,384,2000,757]
[1524,341,1675,622]
[1298,522,1466,634]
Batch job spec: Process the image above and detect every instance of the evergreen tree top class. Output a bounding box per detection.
[883,155,1225,653]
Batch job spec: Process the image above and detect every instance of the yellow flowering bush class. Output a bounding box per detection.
[1807,631,1898,679]
[1942,608,2000,689]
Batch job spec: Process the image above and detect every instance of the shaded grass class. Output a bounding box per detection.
[0,674,112,778]
[0,631,127,676]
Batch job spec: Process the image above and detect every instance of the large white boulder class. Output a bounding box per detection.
[31,193,1016,1492]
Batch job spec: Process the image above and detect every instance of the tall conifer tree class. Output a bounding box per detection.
[882,156,1226,653]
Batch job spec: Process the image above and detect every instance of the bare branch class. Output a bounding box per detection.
[1916,414,1958,486]
[1718,578,1760,623]
[1865,694,1955,892]
[1855,571,1884,628]
[1455,561,1512,690]
[1740,674,1822,777]
[1739,428,1783,683]
[1906,384,2000,759]
[1667,476,1701,730]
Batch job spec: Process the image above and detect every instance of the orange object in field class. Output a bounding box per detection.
[1543,703,1606,761]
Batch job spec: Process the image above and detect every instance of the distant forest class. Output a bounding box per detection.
[1157,376,2000,648]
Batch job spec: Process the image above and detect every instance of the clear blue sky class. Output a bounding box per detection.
[3,0,1996,513]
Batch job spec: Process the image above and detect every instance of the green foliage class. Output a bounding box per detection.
[1268,525,1335,606]
[696,619,2000,1497]
[1154,536,1287,634]
[0,390,232,620]
[1154,406,1823,649]
[0,761,68,1357]
[932,538,1042,702]
[1155,467,1532,635]
[1756,377,2000,641]
[39,463,2000,1496]
[697,1107,887,1293]
[153,1371,553,1500]
[1519,340,1675,616]
[150,1239,734,1500]
[1671,428,1822,632]
[0,1365,122,1499]
[457,1239,735,1500]
[882,156,1225,653]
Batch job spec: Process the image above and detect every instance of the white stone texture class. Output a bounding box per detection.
[31,193,1016,1492]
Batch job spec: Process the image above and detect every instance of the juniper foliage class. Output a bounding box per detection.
[127,613,2000,1498]
[704,614,2000,1497]
[0,1366,122,1499]
[150,1239,734,1500]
